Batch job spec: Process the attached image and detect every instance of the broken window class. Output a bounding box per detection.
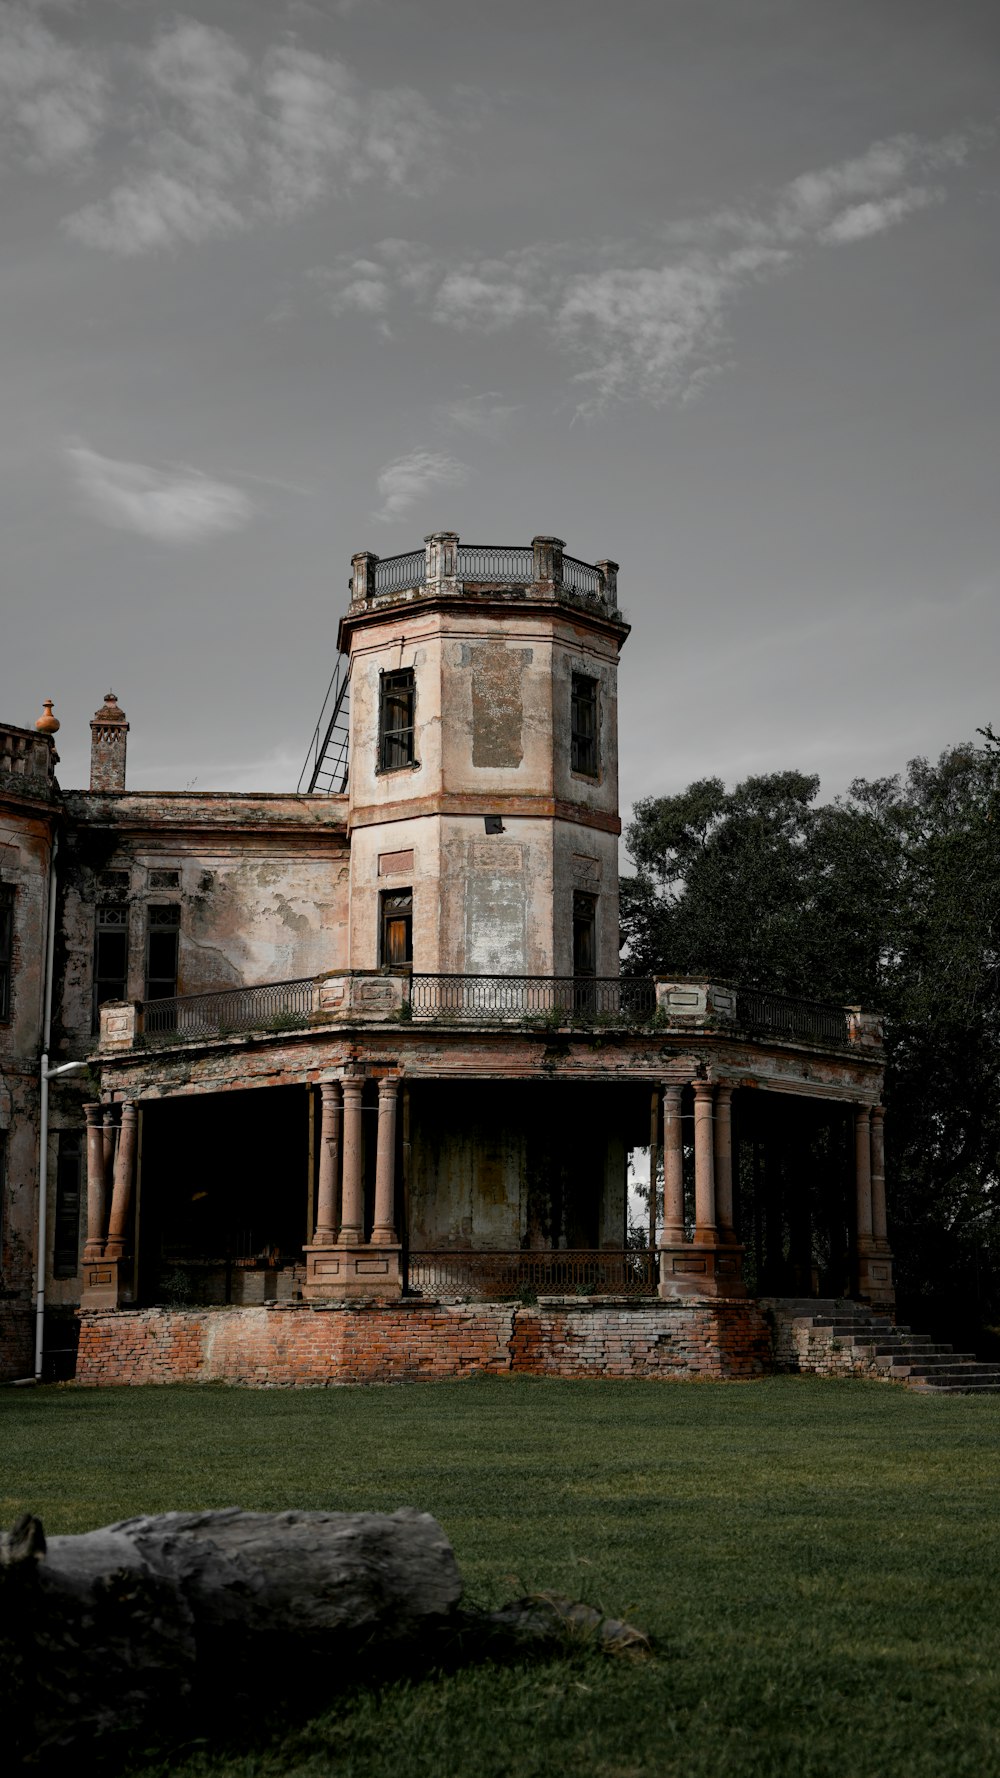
[380,890,413,968]
[146,904,180,1001]
[573,892,598,978]
[54,1130,83,1278]
[148,868,180,889]
[0,884,12,1023]
[570,674,598,776]
[93,906,128,1029]
[378,669,416,772]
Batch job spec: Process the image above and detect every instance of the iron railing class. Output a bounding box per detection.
[562,554,604,599]
[143,977,316,1041]
[409,974,657,1022]
[737,988,849,1047]
[373,550,426,594]
[407,1248,658,1298]
[456,544,535,584]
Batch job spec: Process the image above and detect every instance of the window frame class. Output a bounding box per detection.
[54,1130,83,1279]
[572,890,598,979]
[93,904,129,1031]
[145,903,181,1001]
[378,668,417,773]
[379,888,413,968]
[570,673,599,778]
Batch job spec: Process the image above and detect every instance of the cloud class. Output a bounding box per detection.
[436,391,518,439]
[321,127,984,410]
[24,14,450,253]
[66,442,254,543]
[0,1,107,167]
[373,449,470,522]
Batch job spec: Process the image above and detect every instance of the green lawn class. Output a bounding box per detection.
[3,1375,999,1778]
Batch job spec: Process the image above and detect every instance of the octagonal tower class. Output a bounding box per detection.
[336,533,629,979]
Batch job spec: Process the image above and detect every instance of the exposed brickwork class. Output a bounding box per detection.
[75,1297,772,1387]
[0,1304,32,1380]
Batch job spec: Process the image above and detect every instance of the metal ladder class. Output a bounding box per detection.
[297,655,351,794]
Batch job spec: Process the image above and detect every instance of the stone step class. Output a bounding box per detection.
[909,1379,1000,1394]
[891,1362,996,1381]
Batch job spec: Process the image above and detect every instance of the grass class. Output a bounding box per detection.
[3,1374,1000,1777]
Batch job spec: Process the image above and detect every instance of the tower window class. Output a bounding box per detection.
[380,890,413,967]
[571,674,598,776]
[0,884,12,1023]
[573,892,597,977]
[94,906,128,1029]
[378,669,416,772]
[54,1130,83,1278]
[146,904,180,1001]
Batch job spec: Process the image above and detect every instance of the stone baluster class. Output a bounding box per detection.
[338,1079,365,1244]
[714,1086,735,1241]
[104,1102,138,1262]
[371,1077,400,1245]
[313,1081,343,1245]
[692,1080,718,1243]
[660,1085,685,1244]
[83,1104,107,1263]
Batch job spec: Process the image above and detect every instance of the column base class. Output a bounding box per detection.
[857,1247,895,1310]
[657,1242,747,1300]
[80,1257,127,1310]
[302,1244,402,1301]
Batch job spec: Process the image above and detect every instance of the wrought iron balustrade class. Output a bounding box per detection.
[143,976,317,1042]
[409,974,657,1023]
[407,1248,658,1298]
[562,554,605,599]
[373,550,426,594]
[456,544,535,583]
[736,988,849,1047]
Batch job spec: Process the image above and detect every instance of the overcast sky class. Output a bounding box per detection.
[2,0,998,831]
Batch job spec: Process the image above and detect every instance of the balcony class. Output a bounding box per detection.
[349,533,622,615]
[98,972,876,1053]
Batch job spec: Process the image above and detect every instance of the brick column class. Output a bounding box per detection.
[104,1101,138,1262]
[371,1077,399,1245]
[660,1086,685,1243]
[870,1105,888,1249]
[83,1103,106,1263]
[692,1080,717,1243]
[714,1085,736,1241]
[338,1078,365,1243]
[855,1106,873,1248]
[313,1081,343,1245]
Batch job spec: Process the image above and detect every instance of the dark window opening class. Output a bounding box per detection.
[94,906,128,1030]
[380,890,413,967]
[571,674,598,776]
[573,892,597,978]
[0,884,12,1024]
[379,669,416,772]
[149,868,180,889]
[146,904,180,1001]
[54,1130,82,1278]
[97,869,130,894]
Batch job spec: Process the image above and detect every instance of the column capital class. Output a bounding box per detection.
[692,1078,715,1101]
[84,1101,103,1127]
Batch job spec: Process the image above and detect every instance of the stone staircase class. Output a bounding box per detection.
[764,1299,1000,1394]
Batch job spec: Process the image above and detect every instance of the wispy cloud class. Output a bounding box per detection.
[3,11,450,253]
[373,449,470,522]
[0,1,107,168]
[66,442,254,543]
[436,391,519,439]
[309,128,986,410]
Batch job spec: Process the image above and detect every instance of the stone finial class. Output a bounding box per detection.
[90,691,129,794]
[35,699,60,734]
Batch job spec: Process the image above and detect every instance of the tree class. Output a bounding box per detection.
[621,742,1000,1341]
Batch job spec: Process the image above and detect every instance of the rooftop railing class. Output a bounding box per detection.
[352,533,620,610]
[737,988,849,1048]
[409,973,657,1022]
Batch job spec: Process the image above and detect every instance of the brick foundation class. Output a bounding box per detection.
[74,1297,773,1387]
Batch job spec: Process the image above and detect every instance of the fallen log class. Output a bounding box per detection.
[1,1508,648,1770]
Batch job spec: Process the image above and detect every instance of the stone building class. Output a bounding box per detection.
[0,535,891,1386]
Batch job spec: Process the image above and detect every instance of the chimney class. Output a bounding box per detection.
[90,692,129,793]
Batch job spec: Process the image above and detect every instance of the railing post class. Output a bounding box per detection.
[595,559,618,605]
[532,536,564,593]
[351,551,378,604]
[425,531,459,596]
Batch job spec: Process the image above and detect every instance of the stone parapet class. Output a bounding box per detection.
[654,979,736,1025]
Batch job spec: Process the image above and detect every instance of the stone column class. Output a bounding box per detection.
[313,1081,343,1245]
[692,1080,717,1243]
[870,1104,888,1249]
[102,1103,117,1184]
[714,1085,735,1241]
[104,1101,138,1262]
[338,1078,365,1244]
[371,1077,399,1245]
[660,1086,685,1243]
[854,1104,874,1253]
[83,1103,107,1263]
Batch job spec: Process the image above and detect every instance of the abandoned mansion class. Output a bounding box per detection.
[0,533,893,1386]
